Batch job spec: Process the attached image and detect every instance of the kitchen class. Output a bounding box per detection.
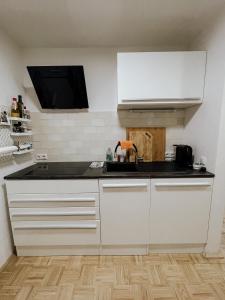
[1,1,225,299]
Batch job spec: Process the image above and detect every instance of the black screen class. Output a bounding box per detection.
[27,66,89,109]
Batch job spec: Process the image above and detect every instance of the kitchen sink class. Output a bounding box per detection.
[105,161,194,173]
[105,162,138,172]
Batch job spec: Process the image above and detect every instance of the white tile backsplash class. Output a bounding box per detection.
[31,111,184,161]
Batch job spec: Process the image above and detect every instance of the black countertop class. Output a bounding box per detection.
[4,161,215,180]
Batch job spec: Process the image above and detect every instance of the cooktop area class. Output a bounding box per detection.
[24,162,91,177]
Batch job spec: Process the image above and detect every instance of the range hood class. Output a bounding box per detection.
[117,51,206,110]
[27,66,89,109]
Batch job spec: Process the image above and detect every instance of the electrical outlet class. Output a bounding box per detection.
[36,153,48,161]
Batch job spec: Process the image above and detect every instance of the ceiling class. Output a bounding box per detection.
[0,0,224,48]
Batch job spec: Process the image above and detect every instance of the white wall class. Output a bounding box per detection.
[185,13,225,171]
[186,8,225,253]
[31,111,184,162]
[0,30,33,267]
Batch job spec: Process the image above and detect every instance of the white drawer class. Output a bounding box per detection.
[6,179,99,194]
[10,207,100,221]
[7,193,99,208]
[12,220,100,246]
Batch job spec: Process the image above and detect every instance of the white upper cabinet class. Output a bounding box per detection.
[117,51,207,109]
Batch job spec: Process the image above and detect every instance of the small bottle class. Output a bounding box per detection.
[24,107,30,119]
[1,111,8,123]
[11,97,20,117]
[23,106,27,119]
[106,147,113,162]
[18,95,24,118]
[116,148,125,162]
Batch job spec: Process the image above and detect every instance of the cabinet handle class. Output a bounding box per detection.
[154,182,211,187]
[102,183,148,188]
[121,98,198,102]
[11,211,96,217]
[10,197,96,203]
[14,223,97,230]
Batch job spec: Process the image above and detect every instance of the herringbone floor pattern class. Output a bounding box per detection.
[1,253,225,299]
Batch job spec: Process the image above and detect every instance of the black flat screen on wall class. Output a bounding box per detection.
[27,66,89,109]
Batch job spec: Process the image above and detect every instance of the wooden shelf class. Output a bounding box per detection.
[13,149,33,155]
[11,132,32,137]
[9,117,31,123]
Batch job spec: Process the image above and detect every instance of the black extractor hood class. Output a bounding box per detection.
[27,66,89,109]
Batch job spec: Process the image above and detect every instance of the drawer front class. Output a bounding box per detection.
[6,180,99,194]
[12,220,100,246]
[7,193,99,208]
[150,178,213,244]
[10,207,100,221]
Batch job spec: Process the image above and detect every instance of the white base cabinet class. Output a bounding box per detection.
[99,179,150,254]
[5,177,214,256]
[149,178,213,248]
[6,179,100,256]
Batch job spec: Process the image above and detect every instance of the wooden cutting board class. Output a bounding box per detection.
[126,127,165,162]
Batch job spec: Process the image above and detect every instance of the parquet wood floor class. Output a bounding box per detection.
[1,253,225,299]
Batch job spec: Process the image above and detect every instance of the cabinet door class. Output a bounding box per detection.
[100,179,150,245]
[117,51,206,102]
[150,178,213,244]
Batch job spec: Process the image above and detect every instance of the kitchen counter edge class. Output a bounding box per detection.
[4,163,215,180]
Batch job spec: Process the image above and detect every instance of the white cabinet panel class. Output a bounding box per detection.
[117,51,206,104]
[6,179,99,194]
[6,179,101,254]
[150,178,213,244]
[100,179,150,245]
[12,220,100,246]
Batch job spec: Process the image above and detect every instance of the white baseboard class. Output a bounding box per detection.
[203,250,224,258]
[16,245,100,256]
[15,244,213,256]
[149,244,205,253]
[0,254,14,271]
[100,245,148,255]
